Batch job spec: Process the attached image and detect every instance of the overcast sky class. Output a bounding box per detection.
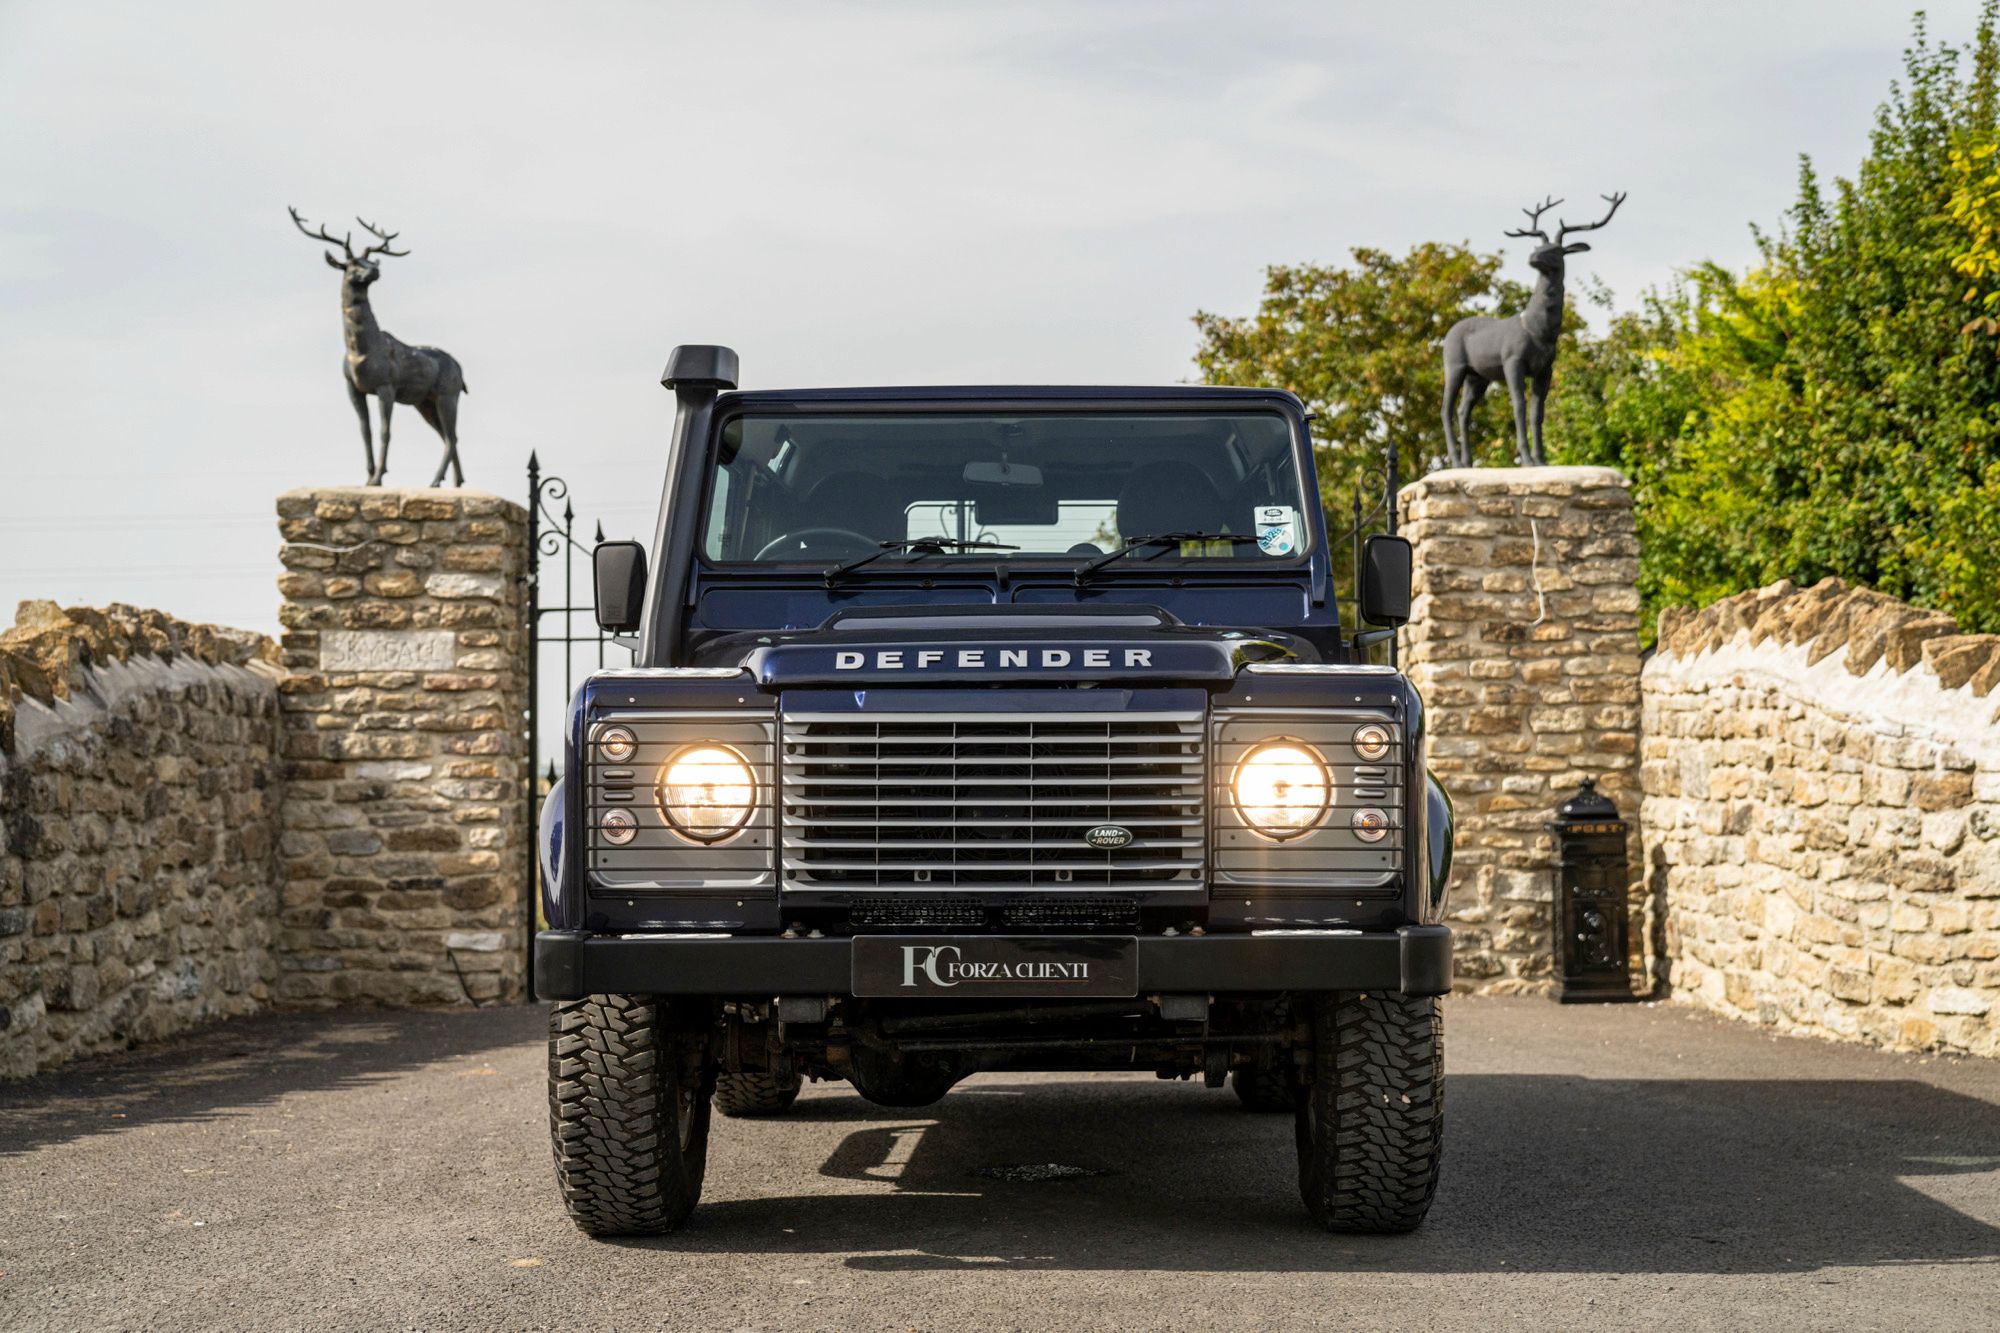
[0,0,1973,637]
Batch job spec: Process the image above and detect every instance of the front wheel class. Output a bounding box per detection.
[1295,991,1443,1233]
[549,994,714,1236]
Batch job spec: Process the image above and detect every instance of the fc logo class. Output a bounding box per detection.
[900,944,961,988]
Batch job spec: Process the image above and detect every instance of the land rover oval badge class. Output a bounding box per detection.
[1084,824,1134,850]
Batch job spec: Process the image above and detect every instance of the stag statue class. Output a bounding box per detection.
[1441,191,1626,467]
[289,207,467,487]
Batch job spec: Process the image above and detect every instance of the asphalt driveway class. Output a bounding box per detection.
[2,997,1996,1331]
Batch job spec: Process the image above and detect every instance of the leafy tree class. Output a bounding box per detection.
[1192,244,1533,534]
[1558,3,2000,636]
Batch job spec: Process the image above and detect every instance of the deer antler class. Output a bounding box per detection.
[1504,195,1564,243]
[1557,191,1627,243]
[355,216,410,260]
[289,206,356,261]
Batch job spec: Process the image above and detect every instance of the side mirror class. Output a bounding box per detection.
[1359,534,1412,626]
[593,541,648,633]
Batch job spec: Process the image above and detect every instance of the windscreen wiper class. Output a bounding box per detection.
[1074,532,1259,585]
[825,537,1018,587]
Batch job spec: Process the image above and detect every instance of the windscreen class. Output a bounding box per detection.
[701,411,1309,567]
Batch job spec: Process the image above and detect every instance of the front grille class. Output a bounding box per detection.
[781,711,1205,890]
[844,896,1143,930]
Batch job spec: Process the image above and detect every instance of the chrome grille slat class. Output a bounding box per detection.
[789,793,1198,806]
[797,816,1203,827]
[781,712,1206,891]
[787,756,1203,768]
[782,837,1202,850]
[788,775,1200,788]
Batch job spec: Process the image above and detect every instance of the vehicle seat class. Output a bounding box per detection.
[802,472,908,543]
[1115,461,1226,543]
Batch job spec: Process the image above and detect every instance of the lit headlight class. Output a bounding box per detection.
[657,744,756,844]
[1231,741,1332,840]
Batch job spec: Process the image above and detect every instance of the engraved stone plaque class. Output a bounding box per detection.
[320,629,456,672]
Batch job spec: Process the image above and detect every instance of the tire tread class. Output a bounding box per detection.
[548,994,707,1236]
[715,1070,803,1118]
[1296,990,1443,1233]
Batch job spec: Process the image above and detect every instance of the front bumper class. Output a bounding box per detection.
[533,925,1452,1001]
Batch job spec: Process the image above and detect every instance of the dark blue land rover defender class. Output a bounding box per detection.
[537,346,1453,1235]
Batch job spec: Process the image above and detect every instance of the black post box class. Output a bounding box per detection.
[1547,778,1636,1003]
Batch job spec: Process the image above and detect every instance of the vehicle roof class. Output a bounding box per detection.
[716,384,1308,411]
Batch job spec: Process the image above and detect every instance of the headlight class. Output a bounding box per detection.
[1231,740,1331,840]
[597,726,638,763]
[657,744,756,844]
[1352,723,1391,761]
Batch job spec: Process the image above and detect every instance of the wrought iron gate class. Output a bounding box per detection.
[1330,438,1402,667]
[525,452,633,991]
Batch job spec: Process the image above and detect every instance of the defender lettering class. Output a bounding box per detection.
[829,644,1158,671]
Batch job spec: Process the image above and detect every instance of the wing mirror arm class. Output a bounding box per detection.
[593,541,648,634]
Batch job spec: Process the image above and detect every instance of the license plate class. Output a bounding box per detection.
[851,935,1139,998]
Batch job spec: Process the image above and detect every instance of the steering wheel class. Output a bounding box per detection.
[753,527,881,560]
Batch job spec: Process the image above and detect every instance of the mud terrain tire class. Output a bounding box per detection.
[1231,1061,1295,1112]
[715,1070,804,1118]
[1295,991,1443,1233]
[549,994,713,1236]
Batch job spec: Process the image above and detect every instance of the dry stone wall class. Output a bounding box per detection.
[1400,467,1644,994]
[274,488,529,1007]
[1645,578,2000,1057]
[0,603,282,1079]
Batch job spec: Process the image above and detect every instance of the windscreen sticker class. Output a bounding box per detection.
[1255,505,1299,556]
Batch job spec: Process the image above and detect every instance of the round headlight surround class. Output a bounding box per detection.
[597,725,638,764]
[1231,739,1333,841]
[656,743,757,845]
[1352,723,1392,761]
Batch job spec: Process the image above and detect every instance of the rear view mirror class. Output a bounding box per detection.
[962,460,1044,487]
[593,541,648,633]
[1359,534,1412,626]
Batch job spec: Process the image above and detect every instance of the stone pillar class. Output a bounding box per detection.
[1399,467,1642,994]
[273,488,529,1006]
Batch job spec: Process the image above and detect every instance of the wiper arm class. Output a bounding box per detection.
[825,537,1018,587]
[1074,532,1259,585]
